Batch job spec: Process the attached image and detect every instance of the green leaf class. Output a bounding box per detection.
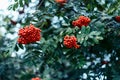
[14,44,19,51]
[8,5,13,10]
[89,31,99,36]
[18,44,24,49]
[19,0,24,7]
[66,27,73,34]
[13,2,18,11]
[81,26,86,33]
[14,0,18,2]
[96,36,103,40]
[92,38,99,44]
[85,26,91,34]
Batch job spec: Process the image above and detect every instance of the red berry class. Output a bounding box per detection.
[101,61,108,64]
[115,16,120,23]
[18,24,41,44]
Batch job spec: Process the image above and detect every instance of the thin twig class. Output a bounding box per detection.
[37,0,44,9]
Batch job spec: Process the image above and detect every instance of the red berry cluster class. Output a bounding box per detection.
[115,16,120,23]
[63,35,80,49]
[31,77,41,80]
[55,0,67,5]
[18,24,41,44]
[72,16,91,28]
[101,61,109,65]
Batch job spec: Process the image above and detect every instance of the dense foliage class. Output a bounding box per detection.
[0,0,120,80]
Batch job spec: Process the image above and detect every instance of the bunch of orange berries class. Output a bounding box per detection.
[31,77,41,80]
[72,16,91,28]
[18,24,41,44]
[55,0,67,5]
[63,35,80,49]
